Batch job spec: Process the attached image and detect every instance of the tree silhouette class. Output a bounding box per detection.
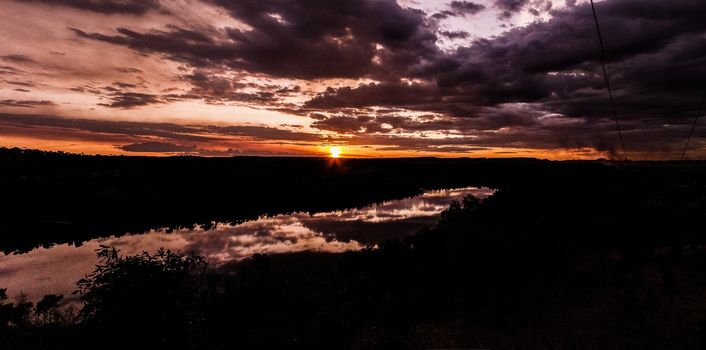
[74,246,208,348]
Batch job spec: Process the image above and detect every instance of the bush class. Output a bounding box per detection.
[74,246,208,348]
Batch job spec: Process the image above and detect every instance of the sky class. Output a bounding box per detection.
[0,0,704,159]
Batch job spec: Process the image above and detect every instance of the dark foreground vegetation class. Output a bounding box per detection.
[2,148,706,349]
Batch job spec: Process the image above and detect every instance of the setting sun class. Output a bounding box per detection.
[329,146,342,158]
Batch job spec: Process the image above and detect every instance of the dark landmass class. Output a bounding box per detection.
[2,148,706,349]
[1,147,534,253]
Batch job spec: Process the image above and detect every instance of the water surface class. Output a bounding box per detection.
[0,187,493,301]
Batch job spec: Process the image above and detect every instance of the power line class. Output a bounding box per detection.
[681,92,706,161]
[590,0,628,161]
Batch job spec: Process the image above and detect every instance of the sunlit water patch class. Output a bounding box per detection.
[0,187,494,301]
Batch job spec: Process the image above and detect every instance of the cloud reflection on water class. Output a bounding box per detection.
[0,187,493,301]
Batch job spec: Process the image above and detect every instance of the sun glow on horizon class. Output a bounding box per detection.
[329,146,342,158]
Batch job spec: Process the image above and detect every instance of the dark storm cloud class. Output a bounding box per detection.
[305,82,442,109]
[3,81,36,88]
[178,72,288,104]
[118,141,197,153]
[300,0,706,156]
[429,10,455,20]
[0,66,22,75]
[98,92,164,108]
[431,1,485,20]
[449,1,486,15]
[114,67,143,74]
[311,113,472,135]
[25,0,162,15]
[310,115,378,133]
[467,0,706,121]
[0,100,55,108]
[494,0,552,19]
[67,26,226,72]
[310,104,543,135]
[69,0,439,79]
[112,82,140,89]
[494,0,529,13]
[0,55,35,64]
[439,31,471,40]
[70,85,103,95]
